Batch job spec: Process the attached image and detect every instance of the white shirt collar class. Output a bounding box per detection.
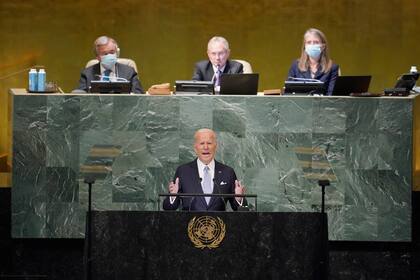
[197,158,215,179]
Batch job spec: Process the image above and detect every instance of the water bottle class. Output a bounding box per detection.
[28,69,37,92]
[37,69,46,91]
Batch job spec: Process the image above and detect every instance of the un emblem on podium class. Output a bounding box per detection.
[188,216,226,249]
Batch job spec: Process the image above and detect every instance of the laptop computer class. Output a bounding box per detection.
[90,81,131,94]
[331,76,371,96]
[384,73,419,96]
[394,73,419,91]
[219,73,259,95]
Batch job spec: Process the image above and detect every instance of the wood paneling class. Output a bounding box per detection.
[1,0,420,188]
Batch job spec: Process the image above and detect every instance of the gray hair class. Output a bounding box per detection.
[93,36,118,55]
[207,36,230,51]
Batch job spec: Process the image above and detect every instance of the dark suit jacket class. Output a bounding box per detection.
[163,159,244,211]
[287,60,339,95]
[192,60,244,81]
[77,62,144,93]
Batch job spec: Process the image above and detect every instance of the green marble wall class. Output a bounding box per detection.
[3,0,420,188]
[11,93,413,241]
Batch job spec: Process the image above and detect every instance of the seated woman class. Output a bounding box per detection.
[287,28,339,95]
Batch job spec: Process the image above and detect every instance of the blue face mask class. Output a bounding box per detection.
[100,53,117,69]
[305,44,322,59]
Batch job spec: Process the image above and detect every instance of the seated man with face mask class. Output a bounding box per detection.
[76,35,144,93]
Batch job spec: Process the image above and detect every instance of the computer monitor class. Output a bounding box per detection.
[90,81,131,94]
[219,73,259,95]
[331,76,371,96]
[284,80,325,95]
[175,80,214,95]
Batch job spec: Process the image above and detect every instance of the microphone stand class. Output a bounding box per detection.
[84,176,95,280]
[188,178,201,211]
[212,179,228,210]
[159,193,255,209]
[164,178,201,211]
[318,179,330,280]
[212,179,249,211]
[0,65,45,81]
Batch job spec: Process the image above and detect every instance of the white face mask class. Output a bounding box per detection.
[100,53,117,69]
[305,44,322,59]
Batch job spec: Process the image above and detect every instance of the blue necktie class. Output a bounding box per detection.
[103,69,111,81]
[202,166,212,204]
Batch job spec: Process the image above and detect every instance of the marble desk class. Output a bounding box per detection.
[10,89,417,241]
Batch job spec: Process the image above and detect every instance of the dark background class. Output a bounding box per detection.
[0,188,419,279]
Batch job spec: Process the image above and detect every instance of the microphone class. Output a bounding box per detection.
[222,179,249,211]
[212,178,227,210]
[188,178,201,211]
[94,74,105,81]
[211,73,216,84]
[109,66,128,82]
[95,74,112,81]
[287,76,322,83]
[166,178,180,210]
[0,65,45,81]
[94,74,128,82]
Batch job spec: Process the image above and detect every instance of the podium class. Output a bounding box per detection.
[90,211,327,280]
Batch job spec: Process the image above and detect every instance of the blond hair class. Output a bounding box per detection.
[297,28,333,73]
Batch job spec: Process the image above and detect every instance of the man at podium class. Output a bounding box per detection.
[163,128,246,211]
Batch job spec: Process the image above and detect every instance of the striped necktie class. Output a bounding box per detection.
[215,68,222,87]
[103,69,111,81]
[202,166,212,204]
